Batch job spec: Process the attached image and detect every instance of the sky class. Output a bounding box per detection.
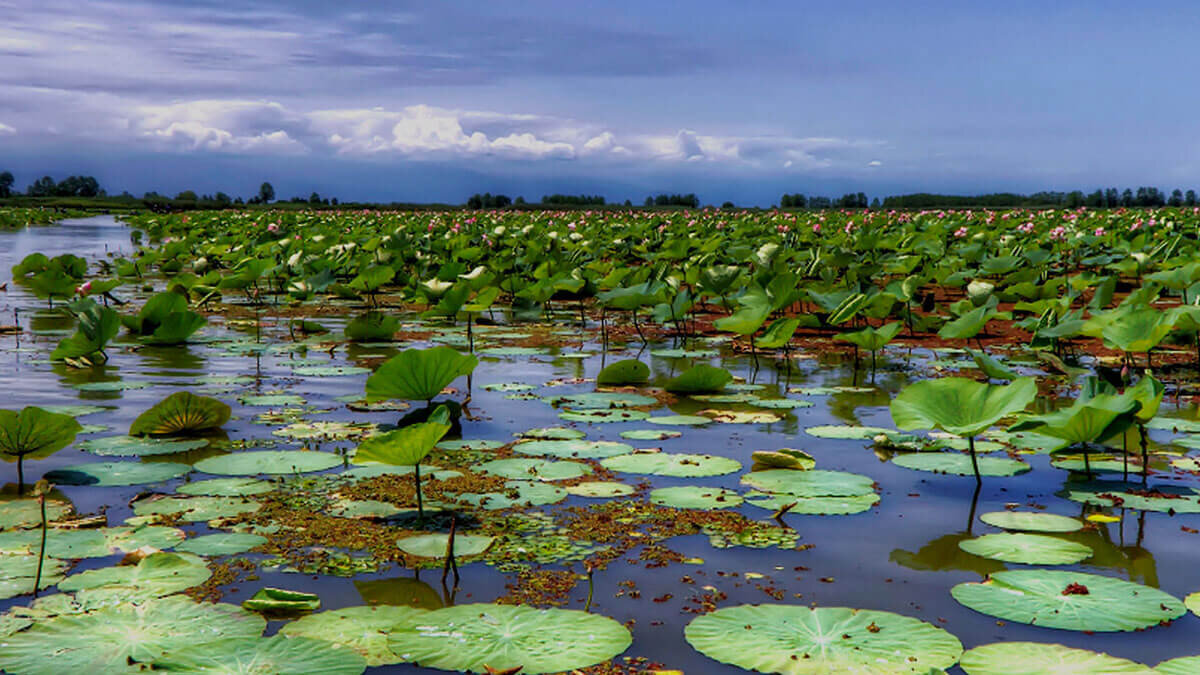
[1,0,1199,206]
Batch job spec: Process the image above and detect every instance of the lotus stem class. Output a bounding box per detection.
[968,436,981,486]
[442,515,459,586]
[414,462,424,525]
[1139,424,1149,483]
[32,493,46,600]
[584,564,594,613]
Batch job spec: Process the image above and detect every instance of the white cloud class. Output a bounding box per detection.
[0,122,14,135]
[868,160,883,167]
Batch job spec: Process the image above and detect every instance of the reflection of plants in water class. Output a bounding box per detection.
[890,486,1004,577]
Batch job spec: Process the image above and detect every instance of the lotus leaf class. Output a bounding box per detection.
[396,533,495,558]
[456,480,568,509]
[280,605,429,666]
[1063,481,1200,513]
[518,426,585,440]
[46,461,190,486]
[58,552,211,598]
[978,511,1082,532]
[595,359,650,385]
[0,525,184,559]
[804,424,894,439]
[564,481,636,498]
[601,452,741,477]
[0,406,83,492]
[751,448,816,470]
[0,498,72,530]
[153,635,365,674]
[619,429,681,440]
[514,439,633,459]
[132,496,261,522]
[1158,656,1200,675]
[893,452,1031,476]
[645,414,711,426]
[177,533,267,556]
[649,486,743,509]
[959,642,1154,675]
[130,392,230,436]
[958,533,1093,565]
[79,435,208,457]
[176,477,273,496]
[365,347,477,401]
[558,408,650,423]
[891,377,1036,438]
[664,364,734,394]
[242,587,321,613]
[478,458,592,481]
[195,450,342,475]
[741,469,875,496]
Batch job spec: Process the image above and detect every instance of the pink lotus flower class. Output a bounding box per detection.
[812,223,821,233]
[267,223,279,233]
[1018,222,1034,234]
[953,226,968,238]
[75,281,92,296]
[1093,227,1105,236]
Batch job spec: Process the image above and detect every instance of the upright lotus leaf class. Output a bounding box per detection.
[1098,307,1175,354]
[713,286,770,335]
[755,317,802,349]
[385,604,632,674]
[365,346,478,402]
[950,569,1184,631]
[967,348,1019,381]
[891,377,1036,437]
[152,635,366,675]
[0,595,266,675]
[52,299,121,362]
[130,391,231,436]
[123,291,188,335]
[0,407,83,493]
[835,322,903,352]
[685,604,963,674]
[959,642,1155,675]
[353,405,451,521]
[1009,389,1139,446]
[595,359,649,386]
[664,364,734,394]
[143,310,206,345]
[938,302,998,340]
[344,311,399,342]
[1126,374,1165,423]
[891,377,1036,484]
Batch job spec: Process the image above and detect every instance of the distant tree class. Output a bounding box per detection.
[1169,189,1184,207]
[234,196,245,205]
[309,191,322,205]
[0,171,13,198]
[644,197,654,207]
[515,196,526,205]
[27,176,55,197]
[175,190,198,201]
[721,201,735,209]
[870,197,881,209]
[258,182,275,203]
[623,199,632,207]
[1065,191,1084,208]
[331,197,338,206]
[1187,190,1197,207]
[1121,189,1134,207]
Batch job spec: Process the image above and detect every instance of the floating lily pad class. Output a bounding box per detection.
[280,605,429,666]
[542,392,657,409]
[457,481,568,509]
[242,587,321,613]
[518,427,586,440]
[1186,591,1200,617]
[328,499,404,520]
[238,394,307,407]
[558,408,650,423]
[892,452,1031,477]
[1147,417,1200,434]
[1158,656,1200,675]
[195,450,342,475]
[74,380,152,392]
[273,421,376,440]
[385,604,632,674]
[436,439,506,451]
[293,365,370,377]
[45,461,191,486]
[154,635,365,675]
[751,449,816,470]
[959,642,1155,674]
[601,452,741,477]
[751,398,815,410]
[619,429,682,440]
[133,496,261,522]
[564,482,636,498]
[744,492,881,515]
[514,439,633,459]
[979,511,1082,533]
[1063,481,1200,513]
[0,499,72,530]
[396,533,495,558]
[41,404,109,417]
[176,477,273,497]
[959,533,1093,565]
[649,486,743,509]
[805,425,894,440]
[741,469,876,497]
[483,382,536,392]
[0,525,184,559]
[59,552,211,598]
[478,458,592,481]
[685,604,962,674]
[701,409,783,424]
[0,595,266,675]
[1051,454,1136,473]
[177,533,268,556]
[951,570,1185,631]
[480,346,546,357]
[645,414,711,426]
[79,435,208,457]
[0,553,68,599]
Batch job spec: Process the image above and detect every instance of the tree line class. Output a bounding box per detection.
[882,187,1200,209]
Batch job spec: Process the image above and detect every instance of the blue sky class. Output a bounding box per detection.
[1,0,1198,205]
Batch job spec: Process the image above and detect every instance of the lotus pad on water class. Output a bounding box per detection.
[979,511,1082,532]
[951,569,1184,631]
[600,452,741,477]
[542,391,657,409]
[45,461,191,486]
[513,439,633,459]
[564,481,636,498]
[132,496,261,522]
[958,533,1093,565]
[177,532,267,556]
[741,469,875,496]
[58,552,211,598]
[558,408,650,423]
[396,533,495,558]
[477,458,591,481]
[958,642,1155,674]
[176,477,273,497]
[280,605,429,666]
[0,595,266,675]
[619,429,681,440]
[684,604,963,674]
[129,391,231,436]
[804,425,894,440]
[1062,481,1200,513]
[650,486,743,509]
[0,498,72,529]
[194,450,342,475]
[1158,656,1200,675]
[79,435,208,457]
[0,525,184,559]
[385,603,632,674]
[892,452,1031,477]
[153,635,366,675]
[456,480,567,509]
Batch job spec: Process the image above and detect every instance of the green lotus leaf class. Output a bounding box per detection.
[1063,481,1200,513]
[242,587,321,613]
[685,604,962,674]
[743,492,881,515]
[456,480,567,509]
[45,461,191,486]
[385,603,632,674]
[280,605,429,666]
[143,309,206,345]
[751,398,815,410]
[601,452,741,477]
[750,448,816,470]
[176,532,267,556]
[0,525,184,559]
[238,394,306,407]
[595,359,649,386]
[645,414,710,426]
[0,407,83,486]
[478,458,592,481]
[835,321,902,351]
[518,426,586,440]
[1186,591,1200,617]
[1010,387,1140,445]
[1158,656,1200,675]
[978,511,1082,533]
[664,364,734,394]
[951,569,1184,631]
[938,303,998,340]
[130,392,231,436]
[176,477,273,497]
[327,499,405,520]
[741,469,875,496]
[365,346,478,401]
[153,635,364,674]
[133,496,261,522]
[890,377,1036,438]
[892,452,1031,477]
[967,348,1020,381]
[0,498,72,530]
[58,552,211,598]
[804,424,894,439]
[649,486,743,509]
[619,429,681,440]
[959,642,1154,675]
[436,439,505,451]
[345,311,399,342]
[483,382,535,392]
[1098,308,1175,353]
[0,595,266,675]
[52,300,120,361]
[564,481,636,498]
[958,533,1093,565]
[542,391,657,409]
[558,408,650,423]
[396,533,495,558]
[756,317,802,349]
[514,439,633,459]
[79,435,208,457]
[195,450,342,475]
